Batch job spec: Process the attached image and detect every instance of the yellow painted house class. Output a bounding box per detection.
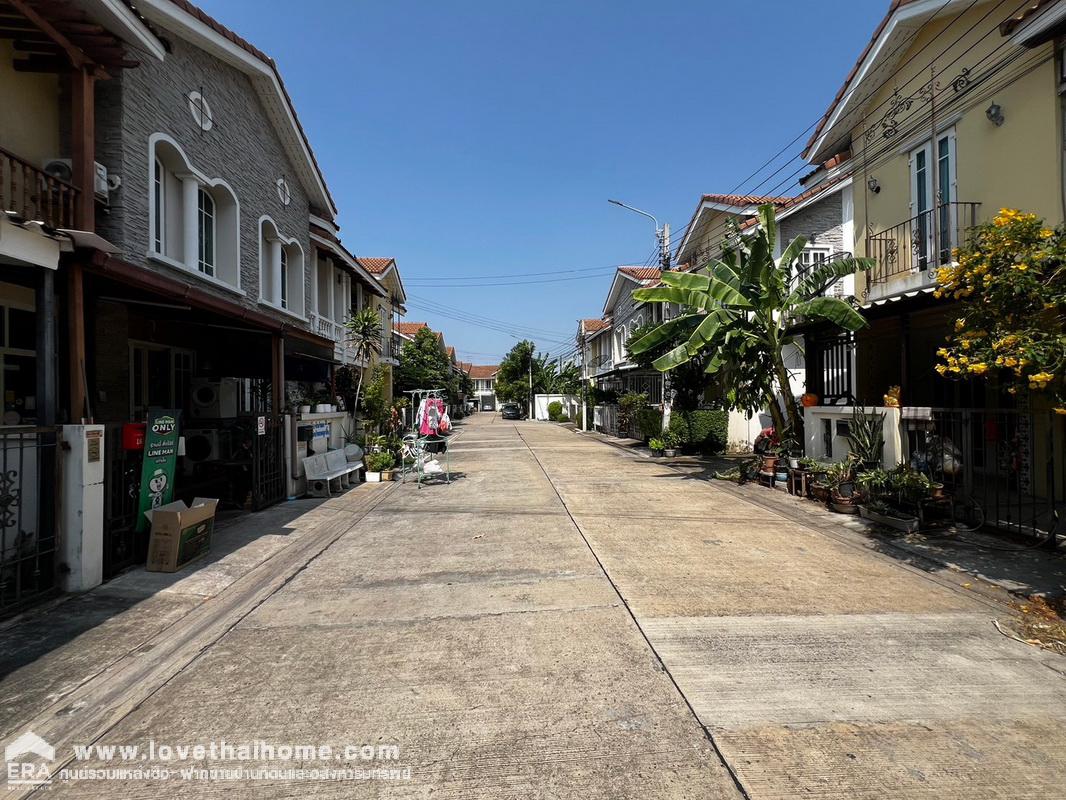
[800,0,1064,406]
[800,0,1065,540]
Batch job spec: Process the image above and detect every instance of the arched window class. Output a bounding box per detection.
[153,158,164,254]
[259,217,304,317]
[279,247,288,309]
[148,134,239,288]
[197,188,215,277]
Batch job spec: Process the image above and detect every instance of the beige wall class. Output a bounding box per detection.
[850,1,1062,297]
[0,40,61,167]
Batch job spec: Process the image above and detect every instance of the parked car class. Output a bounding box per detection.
[500,402,523,420]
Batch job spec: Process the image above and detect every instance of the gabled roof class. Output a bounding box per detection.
[358,257,394,274]
[356,256,407,306]
[803,0,982,162]
[395,321,428,337]
[603,267,661,315]
[701,194,791,208]
[617,267,662,282]
[581,318,610,332]
[469,364,498,379]
[738,171,853,231]
[138,0,337,217]
[675,193,791,266]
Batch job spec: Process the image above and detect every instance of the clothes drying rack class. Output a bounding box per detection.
[400,388,451,486]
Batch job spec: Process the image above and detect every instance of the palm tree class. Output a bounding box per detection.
[631,204,873,436]
[343,306,383,416]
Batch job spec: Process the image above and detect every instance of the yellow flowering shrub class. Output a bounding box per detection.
[936,209,1065,407]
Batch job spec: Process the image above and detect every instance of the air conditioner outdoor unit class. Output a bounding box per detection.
[184,429,221,463]
[190,378,240,419]
[43,158,109,200]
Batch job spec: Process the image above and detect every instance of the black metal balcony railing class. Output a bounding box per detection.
[0,145,79,229]
[866,202,980,288]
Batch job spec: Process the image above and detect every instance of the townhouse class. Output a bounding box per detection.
[469,364,499,411]
[797,0,1066,539]
[0,0,411,610]
[1,0,163,612]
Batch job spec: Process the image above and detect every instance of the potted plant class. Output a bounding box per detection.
[888,464,933,505]
[858,499,919,532]
[801,392,820,408]
[662,431,680,458]
[365,450,394,482]
[648,437,665,457]
[827,456,860,513]
[846,408,885,472]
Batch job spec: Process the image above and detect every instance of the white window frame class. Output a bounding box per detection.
[909,127,957,268]
[153,157,164,254]
[197,187,215,277]
[279,246,288,309]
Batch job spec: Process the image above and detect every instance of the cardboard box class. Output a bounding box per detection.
[145,497,219,573]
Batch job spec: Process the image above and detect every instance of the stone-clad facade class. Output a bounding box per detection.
[95,27,315,327]
[778,190,846,256]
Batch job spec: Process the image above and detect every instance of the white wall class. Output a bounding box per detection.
[535,394,580,421]
[803,406,903,466]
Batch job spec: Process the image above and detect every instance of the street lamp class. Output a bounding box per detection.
[608,198,673,432]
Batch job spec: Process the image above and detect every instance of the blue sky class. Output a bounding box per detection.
[199,0,885,365]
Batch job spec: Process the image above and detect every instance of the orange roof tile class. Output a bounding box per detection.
[469,365,498,379]
[618,267,662,283]
[357,257,395,275]
[395,322,428,336]
[702,194,791,208]
[582,318,610,332]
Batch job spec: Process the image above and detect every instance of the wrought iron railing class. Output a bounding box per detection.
[866,202,980,289]
[590,354,613,373]
[0,145,79,229]
[1,426,58,615]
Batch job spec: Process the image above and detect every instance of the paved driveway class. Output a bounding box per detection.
[3,414,1065,798]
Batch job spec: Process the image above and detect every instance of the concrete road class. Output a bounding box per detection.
[4,414,1065,798]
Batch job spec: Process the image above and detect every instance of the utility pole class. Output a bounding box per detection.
[528,345,533,420]
[659,222,673,434]
[609,199,673,433]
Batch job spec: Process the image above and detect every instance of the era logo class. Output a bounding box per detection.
[5,732,53,787]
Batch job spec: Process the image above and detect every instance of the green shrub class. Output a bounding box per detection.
[635,407,663,440]
[670,410,728,454]
[632,407,727,453]
[547,400,563,421]
[365,451,395,472]
[557,414,570,423]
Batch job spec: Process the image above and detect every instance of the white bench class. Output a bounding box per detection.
[302,449,363,497]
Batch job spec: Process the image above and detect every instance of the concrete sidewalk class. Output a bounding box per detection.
[1,414,1064,798]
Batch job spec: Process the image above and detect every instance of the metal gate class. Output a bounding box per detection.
[0,427,58,615]
[103,424,143,579]
[902,408,1063,546]
[241,415,285,511]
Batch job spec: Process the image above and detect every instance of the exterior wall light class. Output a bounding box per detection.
[986,102,1005,126]
[867,177,881,194]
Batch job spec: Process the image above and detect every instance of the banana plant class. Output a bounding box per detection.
[631,204,873,435]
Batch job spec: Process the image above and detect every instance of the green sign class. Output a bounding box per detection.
[136,410,180,532]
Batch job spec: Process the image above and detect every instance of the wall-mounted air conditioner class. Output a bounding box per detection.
[43,159,110,200]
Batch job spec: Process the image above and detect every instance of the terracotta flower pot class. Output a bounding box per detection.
[801,393,819,408]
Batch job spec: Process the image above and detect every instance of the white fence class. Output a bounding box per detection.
[593,404,617,435]
[535,394,580,421]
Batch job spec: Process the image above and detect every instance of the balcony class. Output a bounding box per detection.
[865,202,979,300]
[0,146,79,229]
[793,251,856,298]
